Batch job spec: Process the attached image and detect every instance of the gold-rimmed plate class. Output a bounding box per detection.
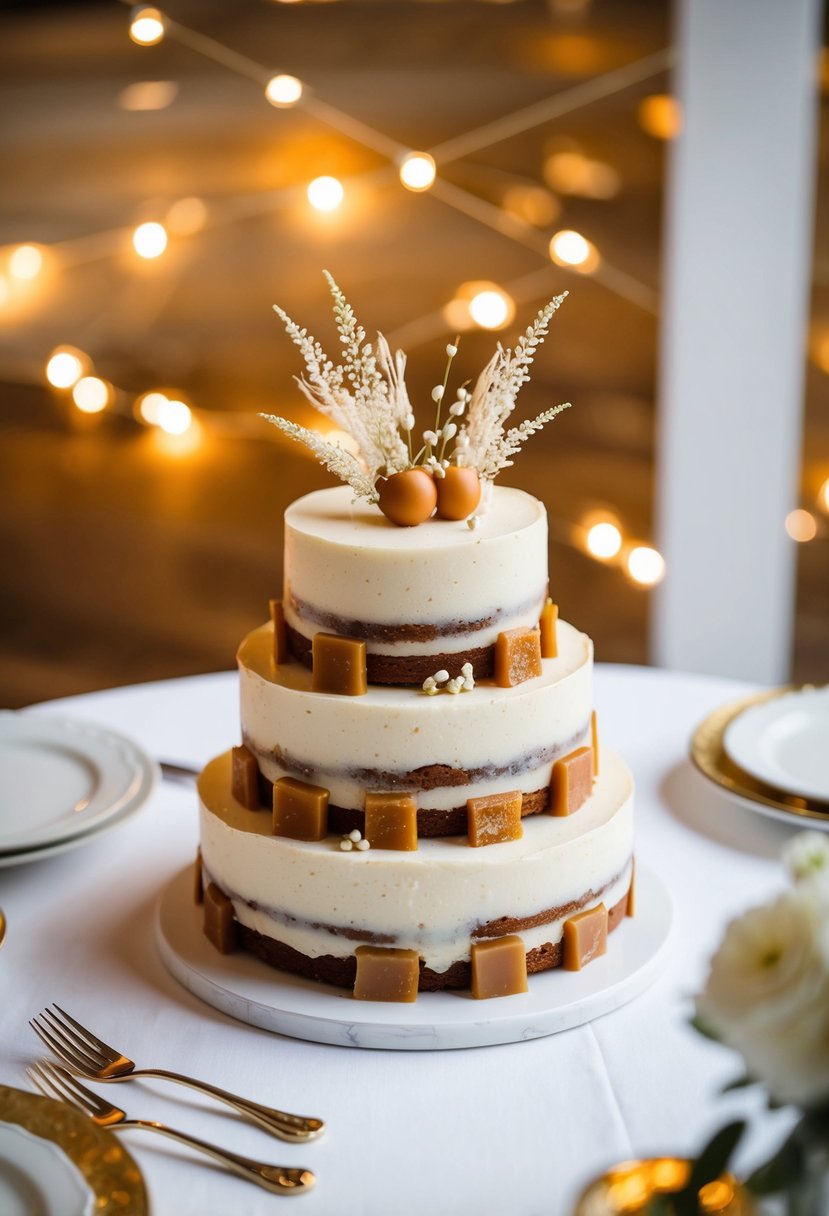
[0,1085,147,1216]
[690,687,829,830]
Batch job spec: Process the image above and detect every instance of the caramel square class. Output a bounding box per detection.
[591,710,600,776]
[470,936,528,999]
[273,776,329,841]
[562,903,608,971]
[494,627,542,688]
[312,632,367,696]
[193,848,203,905]
[467,791,523,848]
[539,599,558,659]
[270,598,287,665]
[550,746,594,816]
[204,882,236,953]
[353,946,420,1002]
[364,792,418,851]
[231,744,260,810]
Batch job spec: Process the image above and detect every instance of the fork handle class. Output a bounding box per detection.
[115,1119,315,1194]
[128,1068,324,1142]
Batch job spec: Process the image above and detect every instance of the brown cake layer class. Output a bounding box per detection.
[236,888,630,992]
[255,769,550,836]
[287,623,494,685]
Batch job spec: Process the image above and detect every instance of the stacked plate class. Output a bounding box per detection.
[691,685,829,829]
[0,711,158,867]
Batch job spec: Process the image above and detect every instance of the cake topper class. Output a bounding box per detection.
[261,271,571,526]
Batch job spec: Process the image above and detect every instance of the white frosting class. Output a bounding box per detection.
[283,485,548,648]
[199,748,634,974]
[238,620,593,810]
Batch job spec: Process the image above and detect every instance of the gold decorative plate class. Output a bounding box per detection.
[0,1085,148,1215]
[690,687,829,826]
[574,1157,755,1215]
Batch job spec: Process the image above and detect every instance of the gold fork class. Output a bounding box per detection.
[31,1005,324,1143]
[28,1060,315,1196]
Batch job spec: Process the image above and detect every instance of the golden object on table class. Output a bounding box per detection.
[0,1083,147,1215]
[690,685,829,823]
[574,1157,755,1215]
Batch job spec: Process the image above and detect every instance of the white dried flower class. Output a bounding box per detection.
[431,385,445,403]
[449,400,465,417]
[403,412,415,431]
[446,343,458,357]
[260,415,379,502]
[423,430,438,445]
[441,422,457,440]
[434,669,449,684]
[784,832,829,887]
[348,829,362,843]
[356,838,370,851]
[340,839,353,852]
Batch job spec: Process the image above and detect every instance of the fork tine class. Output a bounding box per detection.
[43,1008,110,1069]
[36,1060,109,1119]
[27,1060,83,1111]
[52,1004,117,1059]
[30,1013,103,1074]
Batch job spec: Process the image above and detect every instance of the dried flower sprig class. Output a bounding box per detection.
[260,415,379,502]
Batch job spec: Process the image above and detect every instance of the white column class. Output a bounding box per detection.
[653,0,821,683]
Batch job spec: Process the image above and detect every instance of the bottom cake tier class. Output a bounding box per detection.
[197,747,635,997]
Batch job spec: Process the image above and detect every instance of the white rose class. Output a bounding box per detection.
[783,830,829,888]
[695,886,829,1107]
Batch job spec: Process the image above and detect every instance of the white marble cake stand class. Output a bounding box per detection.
[155,865,672,1051]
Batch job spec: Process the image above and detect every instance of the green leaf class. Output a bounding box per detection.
[643,1196,676,1216]
[673,1122,746,1216]
[721,1075,757,1094]
[689,1014,721,1043]
[745,1122,806,1196]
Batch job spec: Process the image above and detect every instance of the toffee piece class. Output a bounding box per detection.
[494,627,542,688]
[467,790,523,848]
[231,744,260,810]
[539,598,559,659]
[591,710,600,776]
[204,882,236,954]
[364,792,418,851]
[562,902,608,970]
[470,935,528,999]
[312,632,367,696]
[550,746,594,816]
[353,945,420,1002]
[269,598,288,665]
[273,775,329,841]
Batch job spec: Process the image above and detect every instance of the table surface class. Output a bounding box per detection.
[0,664,805,1216]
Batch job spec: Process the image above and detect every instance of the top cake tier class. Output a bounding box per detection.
[282,484,548,685]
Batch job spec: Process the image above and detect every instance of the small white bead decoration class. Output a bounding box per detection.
[441,422,457,440]
[467,515,480,530]
[348,829,362,843]
[434,669,450,684]
[431,385,445,402]
[356,838,370,851]
[404,412,415,431]
[422,430,438,445]
[449,400,465,417]
[340,839,353,851]
[446,343,458,357]
[446,678,461,694]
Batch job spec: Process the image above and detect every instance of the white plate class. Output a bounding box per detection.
[0,712,157,855]
[0,1122,93,1216]
[156,864,672,1051]
[723,687,829,802]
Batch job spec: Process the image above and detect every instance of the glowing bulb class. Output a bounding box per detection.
[785,509,817,542]
[307,176,344,212]
[818,478,829,513]
[399,152,436,192]
[72,377,110,414]
[638,94,683,141]
[10,244,44,280]
[118,80,178,111]
[549,229,599,271]
[586,522,622,560]
[626,546,665,586]
[129,6,165,46]
[133,221,168,259]
[468,288,515,330]
[165,197,207,235]
[136,391,168,424]
[45,347,87,389]
[265,74,303,107]
[157,398,192,435]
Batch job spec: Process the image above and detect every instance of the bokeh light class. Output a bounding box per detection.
[165,197,208,235]
[399,152,436,192]
[307,176,344,212]
[543,151,620,199]
[157,398,192,435]
[638,94,683,140]
[118,80,178,111]
[72,377,110,414]
[626,546,666,586]
[129,6,165,46]
[785,509,817,542]
[136,391,168,425]
[265,74,303,107]
[549,229,599,272]
[818,478,829,514]
[586,521,622,560]
[45,347,87,389]
[468,287,516,330]
[132,221,168,259]
[502,184,560,227]
[9,244,44,281]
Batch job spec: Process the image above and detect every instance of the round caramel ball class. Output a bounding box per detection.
[435,466,481,520]
[377,468,437,527]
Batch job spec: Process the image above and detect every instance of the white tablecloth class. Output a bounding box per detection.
[0,665,804,1215]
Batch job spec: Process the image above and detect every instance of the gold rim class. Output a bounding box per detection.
[0,1085,148,1215]
[690,686,829,822]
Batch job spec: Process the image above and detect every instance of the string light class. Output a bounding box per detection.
[638,94,683,141]
[45,347,87,389]
[468,286,516,330]
[132,221,168,259]
[625,546,666,586]
[157,398,192,435]
[136,390,168,424]
[307,176,344,212]
[72,377,110,414]
[265,75,303,108]
[399,152,436,192]
[9,244,43,280]
[549,229,599,272]
[129,6,165,46]
[818,479,829,514]
[586,521,622,559]
[785,509,817,542]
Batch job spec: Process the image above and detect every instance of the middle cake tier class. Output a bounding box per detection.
[239,616,593,837]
